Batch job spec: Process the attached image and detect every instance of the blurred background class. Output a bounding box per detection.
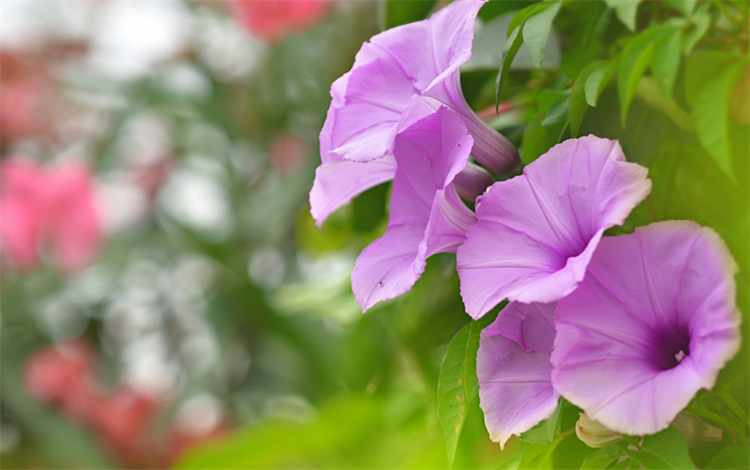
[0,1,748,469]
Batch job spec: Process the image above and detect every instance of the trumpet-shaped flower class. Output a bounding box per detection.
[477,301,559,449]
[457,136,651,319]
[351,107,475,311]
[0,159,103,272]
[310,0,517,226]
[552,221,741,435]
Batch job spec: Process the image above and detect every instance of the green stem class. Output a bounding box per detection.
[717,389,750,430]
[635,77,696,132]
[684,406,747,445]
[558,428,575,441]
[684,407,735,429]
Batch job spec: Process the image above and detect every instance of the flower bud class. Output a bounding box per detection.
[453,163,494,202]
[576,413,624,448]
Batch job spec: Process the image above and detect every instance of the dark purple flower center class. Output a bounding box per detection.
[650,324,691,371]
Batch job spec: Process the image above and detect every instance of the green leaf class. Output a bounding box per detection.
[651,27,682,100]
[519,400,562,445]
[669,0,699,16]
[522,1,562,69]
[438,315,494,468]
[635,76,696,132]
[618,30,657,126]
[682,4,711,54]
[496,24,526,105]
[498,456,522,470]
[705,445,750,469]
[496,1,554,101]
[585,60,616,107]
[380,0,437,30]
[541,95,570,143]
[462,316,494,401]
[522,112,550,165]
[623,427,695,470]
[716,388,750,426]
[684,50,739,108]
[176,396,385,469]
[522,90,568,164]
[570,61,608,136]
[537,89,569,111]
[608,458,633,469]
[520,442,556,470]
[508,2,551,39]
[693,61,746,180]
[641,427,695,469]
[604,0,643,31]
[478,0,539,22]
[560,1,605,78]
[352,183,388,233]
[580,445,624,470]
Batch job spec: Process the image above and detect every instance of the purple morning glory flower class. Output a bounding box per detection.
[457,136,652,319]
[351,106,476,311]
[309,73,398,225]
[477,301,559,449]
[551,221,741,435]
[310,0,517,226]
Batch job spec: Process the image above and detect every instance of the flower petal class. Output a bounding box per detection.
[330,57,415,163]
[478,301,559,449]
[309,156,397,226]
[552,221,741,435]
[389,108,472,226]
[352,224,428,311]
[458,136,651,318]
[423,185,475,257]
[351,107,473,311]
[364,0,484,101]
[322,0,486,164]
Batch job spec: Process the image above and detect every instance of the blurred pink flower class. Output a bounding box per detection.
[88,388,164,468]
[0,159,103,272]
[229,0,331,43]
[25,341,164,467]
[25,338,232,468]
[23,340,98,421]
